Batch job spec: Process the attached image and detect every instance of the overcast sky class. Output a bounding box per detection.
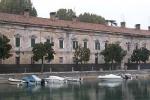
[31,0,150,30]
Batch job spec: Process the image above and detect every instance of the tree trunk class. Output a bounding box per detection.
[111,60,113,70]
[41,57,44,73]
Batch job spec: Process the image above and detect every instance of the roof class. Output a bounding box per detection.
[0,12,150,36]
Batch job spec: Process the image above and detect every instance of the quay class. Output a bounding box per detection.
[0,70,150,84]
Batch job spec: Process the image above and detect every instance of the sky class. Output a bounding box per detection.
[31,0,150,30]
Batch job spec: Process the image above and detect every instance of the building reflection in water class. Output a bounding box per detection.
[0,80,150,100]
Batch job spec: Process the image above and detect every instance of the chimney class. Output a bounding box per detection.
[120,22,126,28]
[135,24,140,30]
[50,12,56,20]
[24,8,30,17]
[148,26,150,31]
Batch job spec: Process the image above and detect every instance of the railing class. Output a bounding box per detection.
[0,63,149,74]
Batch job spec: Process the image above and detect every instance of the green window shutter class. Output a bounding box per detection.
[84,41,87,48]
[59,40,63,49]
[16,37,20,47]
[31,38,35,47]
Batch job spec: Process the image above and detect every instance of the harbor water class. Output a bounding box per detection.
[0,79,150,100]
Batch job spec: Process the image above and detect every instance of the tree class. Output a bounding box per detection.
[78,12,106,24]
[74,46,90,64]
[0,34,12,61]
[131,47,150,64]
[56,8,76,21]
[101,43,126,70]
[0,0,37,16]
[32,42,55,72]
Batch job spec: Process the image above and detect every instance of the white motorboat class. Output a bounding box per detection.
[97,74,123,82]
[65,77,82,82]
[22,75,41,86]
[44,76,66,83]
[8,78,25,85]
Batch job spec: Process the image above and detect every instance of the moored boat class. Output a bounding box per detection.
[8,78,25,85]
[44,76,66,83]
[97,74,123,82]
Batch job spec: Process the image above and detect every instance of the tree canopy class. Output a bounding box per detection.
[78,13,106,24]
[55,8,106,24]
[32,42,55,72]
[74,46,90,64]
[101,43,126,70]
[56,8,76,21]
[0,0,37,16]
[131,47,150,63]
[0,34,12,60]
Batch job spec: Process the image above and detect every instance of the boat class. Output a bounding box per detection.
[8,78,25,85]
[97,74,123,82]
[44,76,66,83]
[121,73,133,80]
[65,77,82,82]
[22,75,41,86]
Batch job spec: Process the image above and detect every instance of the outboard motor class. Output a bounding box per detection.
[41,79,45,86]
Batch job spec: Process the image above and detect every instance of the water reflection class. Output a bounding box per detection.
[0,80,150,100]
[98,81,122,87]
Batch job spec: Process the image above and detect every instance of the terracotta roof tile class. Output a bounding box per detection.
[0,12,150,36]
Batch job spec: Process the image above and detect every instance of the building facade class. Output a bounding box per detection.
[0,12,150,65]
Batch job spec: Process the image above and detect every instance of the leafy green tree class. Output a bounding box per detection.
[0,0,37,16]
[101,43,126,70]
[32,42,55,72]
[78,12,106,24]
[131,47,150,64]
[56,8,76,21]
[0,34,12,61]
[74,46,90,64]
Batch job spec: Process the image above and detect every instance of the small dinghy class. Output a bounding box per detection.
[8,78,25,85]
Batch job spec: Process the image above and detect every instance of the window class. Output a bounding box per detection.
[31,38,35,47]
[31,57,34,64]
[16,57,20,64]
[59,39,64,49]
[135,43,138,49]
[126,42,131,51]
[73,41,78,49]
[46,39,50,43]
[95,41,100,50]
[72,57,76,64]
[143,43,146,48]
[15,37,20,47]
[59,57,63,64]
[95,53,98,64]
[105,41,108,48]
[84,41,87,48]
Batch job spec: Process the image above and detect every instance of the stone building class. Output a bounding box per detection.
[0,12,150,65]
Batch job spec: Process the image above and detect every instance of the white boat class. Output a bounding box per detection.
[65,77,82,82]
[97,74,123,82]
[44,76,66,83]
[8,78,25,85]
[22,75,41,85]
[121,73,133,80]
